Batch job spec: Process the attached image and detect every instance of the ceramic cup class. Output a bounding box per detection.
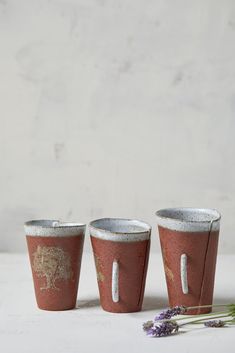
[89,218,151,313]
[25,220,86,311]
[156,208,221,314]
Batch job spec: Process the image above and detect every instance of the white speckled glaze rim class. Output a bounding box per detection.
[24,220,86,237]
[155,208,221,232]
[89,218,151,242]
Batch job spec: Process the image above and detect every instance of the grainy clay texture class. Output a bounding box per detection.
[26,235,84,310]
[89,218,151,313]
[156,208,221,315]
[91,237,150,313]
[158,227,219,314]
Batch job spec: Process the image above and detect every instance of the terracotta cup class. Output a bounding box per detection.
[89,218,151,313]
[156,208,221,314]
[25,220,86,311]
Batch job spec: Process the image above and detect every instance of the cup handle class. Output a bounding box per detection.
[112,259,119,303]
[180,254,188,294]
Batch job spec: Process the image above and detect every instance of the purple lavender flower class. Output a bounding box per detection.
[143,321,154,332]
[145,320,179,337]
[204,320,226,328]
[155,306,187,321]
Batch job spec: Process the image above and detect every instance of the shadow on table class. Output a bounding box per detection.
[75,295,233,312]
[214,296,235,303]
[76,298,100,309]
[212,296,235,311]
[75,296,168,311]
[142,295,234,312]
[142,295,169,312]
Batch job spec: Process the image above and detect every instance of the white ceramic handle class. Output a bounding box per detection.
[181,254,188,294]
[112,259,119,303]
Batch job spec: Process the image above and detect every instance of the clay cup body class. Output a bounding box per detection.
[156,208,221,314]
[89,218,151,313]
[25,220,85,311]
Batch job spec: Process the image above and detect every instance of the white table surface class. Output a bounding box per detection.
[0,253,234,353]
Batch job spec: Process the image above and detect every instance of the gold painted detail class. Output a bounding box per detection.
[164,263,174,281]
[94,254,105,282]
[161,247,174,281]
[32,246,73,290]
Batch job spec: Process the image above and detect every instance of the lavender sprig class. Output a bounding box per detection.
[204,320,226,328]
[145,320,179,337]
[143,303,235,338]
[143,321,154,331]
[155,306,186,321]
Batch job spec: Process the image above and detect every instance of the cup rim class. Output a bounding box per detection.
[89,217,151,235]
[24,219,86,236]
[155,207,221,223]
[155,207,221,232]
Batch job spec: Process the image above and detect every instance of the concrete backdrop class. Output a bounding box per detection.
[0,0,235,253]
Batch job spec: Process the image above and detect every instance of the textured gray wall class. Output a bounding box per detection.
[0,0,234,252]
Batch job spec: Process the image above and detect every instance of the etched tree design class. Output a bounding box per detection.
[33,246,73,290]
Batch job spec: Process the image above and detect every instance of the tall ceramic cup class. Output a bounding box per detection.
[156,208,221,314]
[89,218,151,313]
[25,220,86,311]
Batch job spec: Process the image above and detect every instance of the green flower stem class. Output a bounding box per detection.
[173,311,227,322]
[186,304,227,311]
[180,314,230,327]
[192,319,235,325]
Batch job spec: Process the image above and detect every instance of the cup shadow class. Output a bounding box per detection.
[142,295,169,312]
[75,296,168,311]
[213,296,235,304]
[76,298,100,309]
[211,296,235,311]
[142,295,234,313]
